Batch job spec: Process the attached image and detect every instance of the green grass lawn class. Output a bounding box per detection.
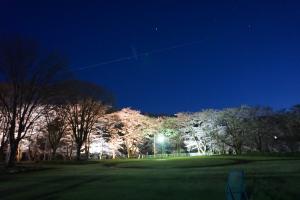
[1,156,300,200]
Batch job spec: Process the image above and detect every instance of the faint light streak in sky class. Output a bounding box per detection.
[69,39,207,72]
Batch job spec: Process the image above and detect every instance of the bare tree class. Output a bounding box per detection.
[44,107,68,159]
[274,107,300,152]
[62,80,113,160]
[242,107,275,152]
[0,36,67,167]
[0,111,9,161]
[216,106,253,155]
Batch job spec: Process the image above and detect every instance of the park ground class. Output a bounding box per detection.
[1,156,300,200]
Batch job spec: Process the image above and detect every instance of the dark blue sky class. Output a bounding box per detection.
[2,0,300,114]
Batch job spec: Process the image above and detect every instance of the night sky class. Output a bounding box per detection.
[1,0,300,114]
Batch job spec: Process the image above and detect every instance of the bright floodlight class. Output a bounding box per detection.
[157,135,165,143]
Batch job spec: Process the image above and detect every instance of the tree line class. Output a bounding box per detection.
[0,37,299,167]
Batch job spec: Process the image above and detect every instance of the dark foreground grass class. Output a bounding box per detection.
[1,156,300,200]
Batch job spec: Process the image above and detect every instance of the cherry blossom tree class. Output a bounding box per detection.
[98,113,124,159]
[177,110,219,155]
[116,108,150,158]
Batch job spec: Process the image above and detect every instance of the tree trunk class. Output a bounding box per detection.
[99,142,103,160]
[52,149,57,160]
[16,145,22,162]
[0,138,8,161]
[196,147,201,154]
[195,140,201,154]
[234,145,242,155]
[43,139,48,161]
[27,146,31,161]
[127,147,130,158]
[6,141,18,167]
[0,146,5,161]
[177,138,181,155]
[125,141,131,158]
[255,134,263,152]
[69,141,74,160]
[112,150,116,159]
[84,143,89,159]
[66,146,69,160]
[76,144,81,160]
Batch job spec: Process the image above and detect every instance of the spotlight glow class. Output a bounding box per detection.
[157,135,165,143]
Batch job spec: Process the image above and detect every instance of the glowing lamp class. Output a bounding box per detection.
[157,135,165,143]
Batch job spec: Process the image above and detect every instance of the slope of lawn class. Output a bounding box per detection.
[1,156,300,200]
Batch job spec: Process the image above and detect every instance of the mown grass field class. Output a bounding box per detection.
[1,156,300,200]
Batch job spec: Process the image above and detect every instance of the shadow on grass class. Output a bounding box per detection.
[0,175,105,200]
[102,157,300,172]
[246,174,299,200]
[177,159,252,169]
[102,158,253,169]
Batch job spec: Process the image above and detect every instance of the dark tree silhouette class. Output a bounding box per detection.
[275,106,300,152]
[44,107,68,159]
[0,111,9,161]
[0,36,67,167]
[61,80,114,160]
